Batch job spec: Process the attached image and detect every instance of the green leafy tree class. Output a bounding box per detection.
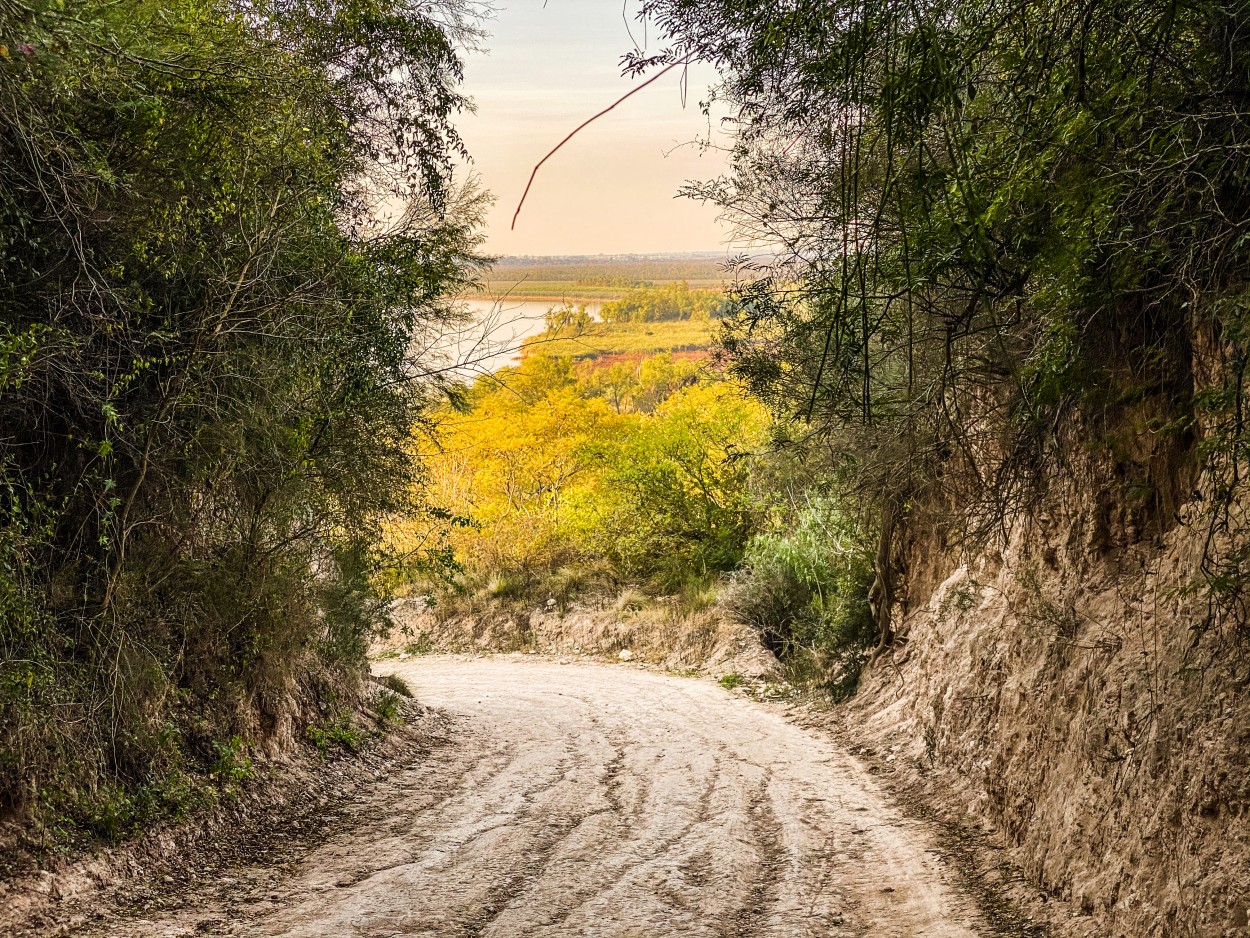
[0,0,483,833]
[400,355,769,592]
[591,382,768,583]
[639,0,1250,636]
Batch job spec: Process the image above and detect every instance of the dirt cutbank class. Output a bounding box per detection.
[1,699,451,938]
[386,593,780,679]
[846,480,1250,937]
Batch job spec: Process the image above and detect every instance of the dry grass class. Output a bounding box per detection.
[521,320,716,361]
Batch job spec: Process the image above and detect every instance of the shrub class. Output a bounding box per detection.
[306,719,363,756]
[727,497,875,695]
[374,691,405,725]
[377,673,414,698]
[209,737,255,787]
[0,0,481,838]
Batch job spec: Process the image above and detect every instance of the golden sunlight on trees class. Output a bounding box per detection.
[385,352,769,591]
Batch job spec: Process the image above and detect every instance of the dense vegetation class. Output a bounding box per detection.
[599,282,729,323]
[10,0,1248,865]
[0,0,482,843]
[393,342,768,593]
[391,309,881,689]
[634,0,1250,642]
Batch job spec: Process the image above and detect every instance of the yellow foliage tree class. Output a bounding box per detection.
[387,353,770,587]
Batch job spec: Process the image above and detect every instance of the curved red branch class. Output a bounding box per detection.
[511,59,688,230]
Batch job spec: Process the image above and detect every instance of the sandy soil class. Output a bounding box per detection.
[76,656,989,937]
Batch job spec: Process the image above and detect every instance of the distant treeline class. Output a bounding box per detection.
[574,275,654,288]
[599,283,729,323]
[486,259,727,285]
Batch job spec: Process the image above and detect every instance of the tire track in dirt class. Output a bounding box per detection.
[716,779,786,938]
[72,657,993,938]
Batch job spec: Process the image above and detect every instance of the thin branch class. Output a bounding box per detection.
[511,58,689,229]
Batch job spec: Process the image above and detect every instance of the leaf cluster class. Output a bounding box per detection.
[0,0,484,837]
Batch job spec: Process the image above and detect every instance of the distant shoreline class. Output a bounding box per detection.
[460,293,617,304]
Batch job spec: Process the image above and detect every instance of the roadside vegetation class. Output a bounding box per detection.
[613,0,1250,651]
[389,337,769,595]
[386,311,882,689]
[0,0,482,852]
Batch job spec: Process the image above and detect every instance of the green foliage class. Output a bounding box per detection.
[521,319,715,362]
[391,340,770,596]
[544,302,595,334]
[486,571,531,600]
[306,719,364,756]
[727,498,875,694]
[576,275,655,289]
[374,691,405,725]
[641,0,1250,601]
[581,354,703,414]
[718,672,744,689]
[209,737,255,788]
[377,673,414,698]
[0,0,482,837]
[592,382,766,584]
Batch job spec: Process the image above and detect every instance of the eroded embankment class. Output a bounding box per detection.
[0,698,451,938]
[386,593,780,679]
[846,475,1250,937]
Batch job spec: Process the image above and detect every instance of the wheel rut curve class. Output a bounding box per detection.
[72,657,991,938]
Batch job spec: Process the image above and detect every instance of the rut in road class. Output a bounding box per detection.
[95,657,987,937]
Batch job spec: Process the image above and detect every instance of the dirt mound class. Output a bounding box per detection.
[385,594,780,681]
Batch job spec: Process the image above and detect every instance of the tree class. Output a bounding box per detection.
[544,302,593,334]
[401,354,769,590]
[638,0,1250,633]
[0,0,484,834]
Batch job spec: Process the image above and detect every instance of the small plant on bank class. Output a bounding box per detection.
[403,633,437,656]
[677,572,720,616]
[209,736,255,787]
[748,680,796,701]
[374,690,405,725]
[612,587,649,614]
[487,571,528,600]
[306,718,363,756]
[719,672,745,689]
[377,673,414,698]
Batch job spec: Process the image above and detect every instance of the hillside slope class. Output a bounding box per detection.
[852,465,1250,936]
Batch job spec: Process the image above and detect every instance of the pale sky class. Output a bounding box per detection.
[457,0,731,256]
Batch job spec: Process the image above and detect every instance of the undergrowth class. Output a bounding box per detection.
[725,497,876,699]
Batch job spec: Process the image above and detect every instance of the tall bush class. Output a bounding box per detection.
[728,497,875,693]
[0,0,482,837]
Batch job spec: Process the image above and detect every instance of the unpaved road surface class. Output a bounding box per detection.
[89,657,987,937]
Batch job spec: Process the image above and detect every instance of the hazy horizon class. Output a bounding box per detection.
[458,1,731,258]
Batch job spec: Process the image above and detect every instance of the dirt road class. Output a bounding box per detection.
[90,657,988,937]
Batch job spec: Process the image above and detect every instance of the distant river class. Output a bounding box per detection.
[452,298,601,376]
